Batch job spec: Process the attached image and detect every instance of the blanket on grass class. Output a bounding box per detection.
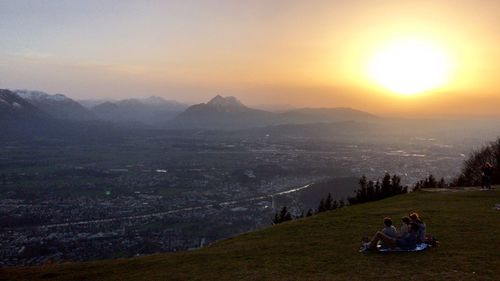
[359,243,431,253]
[376,243,430,252]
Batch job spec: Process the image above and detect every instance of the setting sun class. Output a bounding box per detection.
[366,38,454,95]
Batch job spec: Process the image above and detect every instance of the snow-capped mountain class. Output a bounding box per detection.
[0,89,48,122]
[15,90,69,102]
[14,90,93,120]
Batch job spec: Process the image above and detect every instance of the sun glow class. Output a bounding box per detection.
[366,38,454,95]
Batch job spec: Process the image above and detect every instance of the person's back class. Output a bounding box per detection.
[410,212,426,243]
[379,217,397,248]
[397,225,418,250]
[483,164,493,177]
[481,163,494,190]
[417,222,426,243]
[382,225,398,238]
[399,216,411,237]
[381,217,397,237]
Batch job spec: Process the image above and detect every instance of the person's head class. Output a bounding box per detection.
[409,222,419,233]
[409,212,421,222]
[401,216,410,225]
[383,217,393,227]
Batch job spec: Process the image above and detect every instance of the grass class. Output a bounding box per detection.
[1,187,499,281]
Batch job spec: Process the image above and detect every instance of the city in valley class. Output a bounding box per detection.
[1,115,491,266]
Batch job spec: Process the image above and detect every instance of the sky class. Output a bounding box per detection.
[1,0,499,117]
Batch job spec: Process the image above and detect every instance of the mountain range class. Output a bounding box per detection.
[0,89,48,123]
[170,95,378,130]
[1,89,379,132]
[90,97,188,126]
[14,90,92,121]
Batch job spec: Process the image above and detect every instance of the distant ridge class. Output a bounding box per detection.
[170,95,378,130]
[278,107,378,124]
[89,96,188,126]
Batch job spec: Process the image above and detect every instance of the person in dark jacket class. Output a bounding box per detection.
[481,162,494,190]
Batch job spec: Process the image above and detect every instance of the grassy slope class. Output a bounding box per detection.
[2,188,499,281]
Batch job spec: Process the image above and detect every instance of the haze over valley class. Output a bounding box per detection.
[1,1,499,275]
[1,88,499,266]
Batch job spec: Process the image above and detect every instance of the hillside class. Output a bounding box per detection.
[2,188,499,281]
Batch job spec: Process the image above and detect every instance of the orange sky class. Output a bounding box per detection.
[0,0,499,117]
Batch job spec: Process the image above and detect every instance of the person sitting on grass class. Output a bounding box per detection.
[379,217,398,249]
[409,212,426,243]
[365,222,419,251]
[382,217,398,238]
[399,216,411,237]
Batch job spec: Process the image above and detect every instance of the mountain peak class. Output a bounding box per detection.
[142,96,167,105]
[207,95,245,109]
[0,89,47,120]
[15,90,70,102]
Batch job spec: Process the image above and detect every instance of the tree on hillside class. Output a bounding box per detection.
[332,200,338,210]
[357,176,368,202]
[438,177,447,188]
[381,173,392,198]
[374,180,381,199]
[414,174,444,190]
[317,198,326,213]
[366,180,375,201]
[453,138,500,187]
[349,174,408,204]
[427,174,437,188]
[273,206,292,224]
[338,199,345,208]
[317,193,338,213]
[306,209,314,217]
[324,193,333,211]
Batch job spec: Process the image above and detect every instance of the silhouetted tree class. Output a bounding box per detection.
[427,174,437,188]
[438,177,446,188]
[453,138,500,187]
[347,196,358,205]
[381,173,392,198]
[273,206,292,224]
[317,198,326,213]
[338,199,345,208]
[351,173,408,204]
[332,200,338,210]
[374,180,381,199]
[357,176,368,202]
[414,174,439,189]
[366,180,375,201]
[324,193,333,211]
[306,209,314,217]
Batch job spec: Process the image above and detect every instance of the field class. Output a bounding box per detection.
[2,187,499,281]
